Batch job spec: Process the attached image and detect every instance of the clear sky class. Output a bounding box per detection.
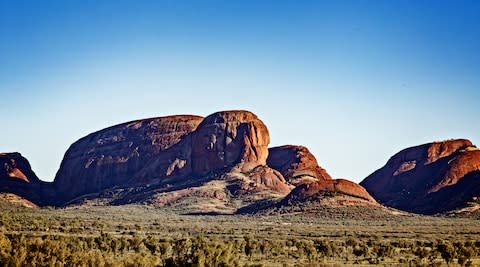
[1,0,479,183]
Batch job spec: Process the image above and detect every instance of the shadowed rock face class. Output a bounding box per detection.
[0,153,54,206]
[53,115,204,201]
[191,111,270,176]
[1,153,39,184]
[267,145,332,185]
[361,139,480,214]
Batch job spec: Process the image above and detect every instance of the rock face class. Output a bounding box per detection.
[267,145,332,185]
[360,139,480,214]
[284,179,376,203]
[1,153,40,184]
[131,110,272,186]
[226,165,292,196]
[53,115,204,201]
[191,111,270,176]
[0,153,53,206]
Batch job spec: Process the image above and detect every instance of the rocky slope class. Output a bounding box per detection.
[361,139,480,214]
[0,192,38,208]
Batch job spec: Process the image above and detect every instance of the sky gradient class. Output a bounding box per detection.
[1,0,479,182]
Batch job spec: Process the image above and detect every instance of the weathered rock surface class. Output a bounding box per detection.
[226,165,292,196]
[53,115,204,201]
[360,139,480,214]
[267,145,332,185]
[131,110,272,186]
[191,111,270,176]
[283,179,376,205]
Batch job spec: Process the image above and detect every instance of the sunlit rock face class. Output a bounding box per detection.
[53,115,204,201]
[281,178,377,207]
[191,110,270,176]
[267,145,332,185]
[361,139,480,214]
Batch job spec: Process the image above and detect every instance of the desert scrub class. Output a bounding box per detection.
[1,205,480,266]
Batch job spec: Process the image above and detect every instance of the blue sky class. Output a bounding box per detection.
[1,0,479,182]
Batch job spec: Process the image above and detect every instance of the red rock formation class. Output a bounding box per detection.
[54,115,203,200]
[430,150,480,193]
[53,111,274,204]
[360,139,480,214]
[267,145,332,185]
[284,179,376,204]
[246,166,291,194]
[1,153,40,183]
[0,152,54,206]
[191,111,270,175]
[2,109,386,213]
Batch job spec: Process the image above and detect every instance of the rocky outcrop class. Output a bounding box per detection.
[283,179,376,205]
[1,153,40,184]
[53,115,204,201]
[267,145,332,185]
[360,139,480,214]
[226,165,292,196]
[0,153,54,206]
[191,111,270,176]
[266,145,375,207]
